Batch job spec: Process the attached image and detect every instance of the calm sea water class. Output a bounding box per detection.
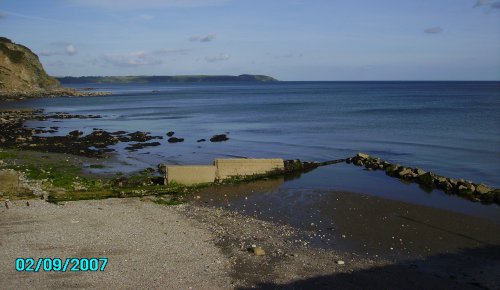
[3,81,500,220]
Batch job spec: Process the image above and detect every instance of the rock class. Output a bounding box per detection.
[417,172,435,188]
[385,164,399,176]
[197,139,206,142]
[336,260,345,265]
[414,168,426,176]
[354,159,364,166]
[345,158,352,164]
[458,185,471,194]
[475,184,492,194]
[249,246,265,256]
[125,142,161,151]
[398,168,413,178]
[68,130,83,137]
[356,153,370,159]
[166,131,175,137]
[168,137,184,143]
[210,134,229,142]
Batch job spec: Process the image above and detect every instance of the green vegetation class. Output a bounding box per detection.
[0,42,25,63]
[57,74,278,84]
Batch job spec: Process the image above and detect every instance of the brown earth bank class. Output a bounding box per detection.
[1,193,499,289]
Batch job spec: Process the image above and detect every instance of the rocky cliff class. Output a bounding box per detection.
[0,37,61,99]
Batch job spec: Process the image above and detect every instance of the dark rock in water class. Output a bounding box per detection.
[166,131,175,137]
[475,184,492,195]
[111,130,127,135]
[385,164,399,176]
[125,142,161,151]
[356,152,370,159]
[417,172,435,188]
[128,131,152,142]
[50,126,59,130]
[197,139,206,142]
[168,137,184,143]
[210,134,229,142]
[68,130,83,138]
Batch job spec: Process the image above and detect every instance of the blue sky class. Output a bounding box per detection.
[1,0,499,80]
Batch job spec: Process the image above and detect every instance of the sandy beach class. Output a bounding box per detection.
[1,192,499,289]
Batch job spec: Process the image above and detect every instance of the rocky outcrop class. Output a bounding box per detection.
[347,153,500,205]
[0,37,110,100]
[0,37,60,97]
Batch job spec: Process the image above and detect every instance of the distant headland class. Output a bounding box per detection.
[57,74,278,84]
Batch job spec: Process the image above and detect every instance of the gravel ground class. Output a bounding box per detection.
[0,198,233,289]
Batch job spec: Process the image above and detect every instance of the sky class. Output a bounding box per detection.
[0,0,499,80]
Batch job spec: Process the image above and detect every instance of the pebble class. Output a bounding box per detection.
[336,260,345,265]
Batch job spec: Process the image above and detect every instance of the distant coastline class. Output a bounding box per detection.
[57,74,278,84]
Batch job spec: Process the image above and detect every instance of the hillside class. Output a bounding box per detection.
[57,74,278,84]
[0,37,61,97]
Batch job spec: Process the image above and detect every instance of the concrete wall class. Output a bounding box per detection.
[166,165,216,185]
[215,158,284,181]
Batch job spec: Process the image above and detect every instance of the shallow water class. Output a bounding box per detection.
[2,81,499,219]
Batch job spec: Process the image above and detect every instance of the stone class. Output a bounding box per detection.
[210,134,229,142]
[385,164,399,175]
[68,130,83,137]
[336,260,345,265]
[197,139,206,142]
[356,153,370,159]
[475,184,492,194]
[414,168,426,176]
[417,172,435,187]
[166,131,175,137]
[249,246,265,256]
[354,160,364,166]
[398,168,413,178]
[168,137,184,143]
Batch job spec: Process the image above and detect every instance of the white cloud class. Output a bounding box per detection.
[205,53,230,62]
[424,27,443,34]
[101,49,190,67]
[67,0,229,9]
[39,43,78,56]
[66,44,77,55]
[189,34,216,42]
[473,0,500,8]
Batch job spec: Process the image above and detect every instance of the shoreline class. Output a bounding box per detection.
[1,195,499,289]
[1,107,499,288]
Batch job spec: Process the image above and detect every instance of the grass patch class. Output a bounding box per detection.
[0,150,19,159]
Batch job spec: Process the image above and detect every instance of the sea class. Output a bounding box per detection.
[3,81,500,222]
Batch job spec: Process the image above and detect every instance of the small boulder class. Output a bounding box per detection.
[168,137,184,143]
[356,153,370,159]
[197,139,206,142]
[414,168,426,176]
[68,130,83,138]
[166,131,175,137]
[249,246,265,256]
[210,134,229,142]
[398,168,413,178]
[475,184,492,195]
[418,172,435,188]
